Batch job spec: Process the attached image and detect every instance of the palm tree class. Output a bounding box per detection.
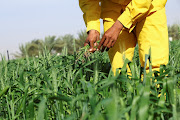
[53,37,65,54]
[14,36,58,58]
[168,24,180,41]
[27,39,43,56]
[14,39,43,58]
[62,34,75,54]
[43,36,57,53]
[53,34,76,55]
[14,44,28,58]
[14,31,91,58]
[75,30,87,50]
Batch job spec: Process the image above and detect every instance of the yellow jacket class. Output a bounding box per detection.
[79,0,167,33]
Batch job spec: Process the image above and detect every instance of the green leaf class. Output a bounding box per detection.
[0,86,10,98]
[37,97,47,120]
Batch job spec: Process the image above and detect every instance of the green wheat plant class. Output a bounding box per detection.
[0,40,179,120]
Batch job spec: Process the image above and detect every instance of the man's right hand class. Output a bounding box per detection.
[84,30,100,52]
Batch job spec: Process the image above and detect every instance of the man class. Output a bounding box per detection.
[79,0,169,74]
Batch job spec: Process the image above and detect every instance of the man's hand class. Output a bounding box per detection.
[98,20,124,52]
[84,30,100,52]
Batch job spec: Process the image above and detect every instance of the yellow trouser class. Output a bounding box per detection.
[104,7,169,74]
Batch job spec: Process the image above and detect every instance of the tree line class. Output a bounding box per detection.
[14,24,180,58]
[14,30,87,58]
[168,24,180,41]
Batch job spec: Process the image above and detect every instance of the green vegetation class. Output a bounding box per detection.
[0,39,180,119]
[14,30,87,58]
[0,24,180,119]
[168,24,180,41]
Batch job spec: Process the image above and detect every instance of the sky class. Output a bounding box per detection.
[0,0,180,59]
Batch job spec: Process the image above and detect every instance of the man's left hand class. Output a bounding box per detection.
[98,20,124,52]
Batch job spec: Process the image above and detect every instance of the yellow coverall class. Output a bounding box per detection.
[79,0,169,73]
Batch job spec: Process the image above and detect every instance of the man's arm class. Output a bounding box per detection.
[118,0,152,32]
[118,0,167,32]
[98,0,158,51]
[79,0,101,33]
[79,0,101,52]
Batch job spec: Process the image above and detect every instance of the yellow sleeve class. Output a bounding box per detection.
[118,0,152,32]
[79,0,101,33]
